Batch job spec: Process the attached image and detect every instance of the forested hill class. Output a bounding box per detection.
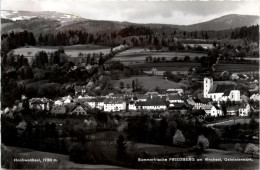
[1,10,259,35]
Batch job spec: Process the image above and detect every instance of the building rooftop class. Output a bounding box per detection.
[168,94,183,101]
[209,84,235,93]
[104,98,125,104]
[223,90,232,96]
[136,99,166,107]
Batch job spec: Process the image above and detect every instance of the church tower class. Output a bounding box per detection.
[204,77,213,98]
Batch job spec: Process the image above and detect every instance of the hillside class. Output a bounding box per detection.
[179,14,259,31]
[1,10,259,35]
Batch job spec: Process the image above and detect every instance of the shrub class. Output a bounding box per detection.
[173,129,185,146]
[245,143,258,158]
[235,143,242,153]
[197,135,209,151]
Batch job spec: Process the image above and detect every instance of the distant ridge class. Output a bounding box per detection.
[178,14,259,31]
[1,10,259,34]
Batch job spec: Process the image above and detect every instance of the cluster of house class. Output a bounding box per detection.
[2,78,259,118]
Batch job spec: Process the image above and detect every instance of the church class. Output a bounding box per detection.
[203,77,240,102]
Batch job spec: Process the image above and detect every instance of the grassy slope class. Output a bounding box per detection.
[111,75,185,90]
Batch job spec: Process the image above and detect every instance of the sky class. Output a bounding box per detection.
[1,0,260,25]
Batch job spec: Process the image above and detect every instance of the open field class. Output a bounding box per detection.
[113,49,207,66]
[184,43,214,49]
[12,44,111,57]
[129,62,200,75]
[198,81,237,85]
[214,63,259,73]
[111,75,185,90]
[130,62,200,71]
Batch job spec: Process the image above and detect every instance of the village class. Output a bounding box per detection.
[3,77,259,121]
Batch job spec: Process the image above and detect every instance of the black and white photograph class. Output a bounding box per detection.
[1,0,259,169]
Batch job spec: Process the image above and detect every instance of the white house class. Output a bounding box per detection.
[96,99,105,110]
[54,100,63,106]
[64,98,72,104]
[104,98,126,112]
[70,105,87,115]
[238,103,251,117]
[85,98,105,110]
[86,99,96,108]
[204,77,240,102]
[135,99,167,111]
[208,105,223,117]
[128,101,137,111]
[201,103,213,115]
[250,93,260,101]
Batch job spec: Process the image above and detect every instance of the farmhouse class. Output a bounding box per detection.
[204,77,240,102]
[29,98,52,110]
[208,105,223,117]
[104,98,126,112]
[85,98,105,110]
[238,103,250,117]
[250,93,260,101]
[54,100,63,106]
[144,68,165,76]
[69,105,88,115]
[128,101,137,111]
[201,103,214,115]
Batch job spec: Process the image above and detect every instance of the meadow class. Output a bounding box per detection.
[184,43,214,49]
[214,63,259,73]
[113,48,207,66]
[12,44,111,57]
[111,75,185,90]
[131,62,201,71]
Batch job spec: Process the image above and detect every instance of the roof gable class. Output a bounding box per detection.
[210,84,235,93]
